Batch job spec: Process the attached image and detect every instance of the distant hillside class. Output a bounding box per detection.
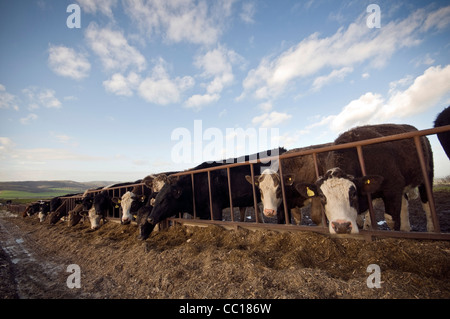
[0,180,117,201]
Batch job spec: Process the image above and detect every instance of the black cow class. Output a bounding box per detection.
[297,124,434,234]
[22,202,41,218]
[142,148,286,239]
[434,106,450,159]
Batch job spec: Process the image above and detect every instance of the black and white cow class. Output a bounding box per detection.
[37,200,50,222]
[434,106,450,159]
[22,202,41,218]
[245,143,332,225]
[296,124,434,234]
[143,148,286,239]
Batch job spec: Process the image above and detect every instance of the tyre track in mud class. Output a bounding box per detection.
[0,216,81,299]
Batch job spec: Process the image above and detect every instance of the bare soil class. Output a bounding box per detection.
[1,192,450,299]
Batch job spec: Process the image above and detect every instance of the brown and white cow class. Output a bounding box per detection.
[297,124,434,234]
[245,143,332,225]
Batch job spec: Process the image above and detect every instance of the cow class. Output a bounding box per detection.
[245,143,332,225]
[22,202,41,218]
[67,189,99,227]
[88,190,111,230]
[434,106,450,159]
[37,200,50,222]
[113,173,175,225]
[143,148,286,240]
[48,193,82,224]
[296,124,434,234]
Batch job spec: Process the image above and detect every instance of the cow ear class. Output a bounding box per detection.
[245,175,260,186]
[111,197,121,204]
[284,174,295,186]
[358,175,383,194]
[294,183,319,198]
[143,176,154,189]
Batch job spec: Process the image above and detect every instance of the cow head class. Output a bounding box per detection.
[245,169,294,217]
[67,200,89,227]
[136,206,155,240]
[113,191,146,224]
[90,191,110,230]
[147,175,188,228]
[296,168,383,234]
[38,201,50,222]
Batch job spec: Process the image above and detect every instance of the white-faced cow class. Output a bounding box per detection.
[434,106,450,159]
[297,124,434,234]
[245,143,332,225]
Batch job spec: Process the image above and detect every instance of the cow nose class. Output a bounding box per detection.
[332,220,352,234]
[263,209,276,217]
[121,218,130,225]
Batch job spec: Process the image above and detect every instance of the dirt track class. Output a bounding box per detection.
[1,206,450,299]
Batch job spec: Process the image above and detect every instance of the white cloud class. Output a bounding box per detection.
[0,84,19,111]
[252,111,292,128]
[48,45,91,80]
[85,22,146,73]
[138,58,194,105]
[20,113,38,125]
[310,64,450,133]
[185,93,220,110]
[311,67,353,92]
[103,72,141,96]
[123,0,235,45]
[242,5,450,100]
[186,45,242,109]
[21,87,62,109]
[76,0,117,18]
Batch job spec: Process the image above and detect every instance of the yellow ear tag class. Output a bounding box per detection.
[365,179,371,185]
[306,187,315,197]
[118,199,121,203]
[115,204,119,208]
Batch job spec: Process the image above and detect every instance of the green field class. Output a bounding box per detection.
[0,188,81,200]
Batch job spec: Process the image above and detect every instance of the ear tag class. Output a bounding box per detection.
[306,187,315,197]
[255,182,259,186]
[115,204,119,208]
[365,179,371,185]
[118,199,121,203]
[140,196,145,202]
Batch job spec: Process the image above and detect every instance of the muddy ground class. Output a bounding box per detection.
[1,191,450,300]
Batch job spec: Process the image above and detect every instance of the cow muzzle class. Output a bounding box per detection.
[263,209,276,217]
[331,220,352,234]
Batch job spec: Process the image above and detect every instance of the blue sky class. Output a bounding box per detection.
[0,0,449,182]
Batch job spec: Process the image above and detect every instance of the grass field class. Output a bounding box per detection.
[0,188,81,201]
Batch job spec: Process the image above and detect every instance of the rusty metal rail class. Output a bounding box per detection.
[50,125,450,241]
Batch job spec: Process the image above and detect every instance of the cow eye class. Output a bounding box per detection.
[349,186,357,198]
[320,194,327,205]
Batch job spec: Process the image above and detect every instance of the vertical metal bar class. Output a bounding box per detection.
[312,152,320,179]
[227,167,234,222]
[191,173,197,219]
[249,163,259,223]
[414,136,440,233]
[207,171,214,220]
[278,158,290,225]
[356,145,377,230]
[312,152,327,228]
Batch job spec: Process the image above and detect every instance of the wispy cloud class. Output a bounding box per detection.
[241,5,450,101]
[138,58,195,105]
[85,22,146,73]
[0,84,19,111]
[309,64,450,132]
[252,111,292,128]
[48,45,91,80]
[123,0,235,45]
[21,87,62,109]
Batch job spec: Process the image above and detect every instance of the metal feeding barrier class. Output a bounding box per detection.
[56,125,450,241]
